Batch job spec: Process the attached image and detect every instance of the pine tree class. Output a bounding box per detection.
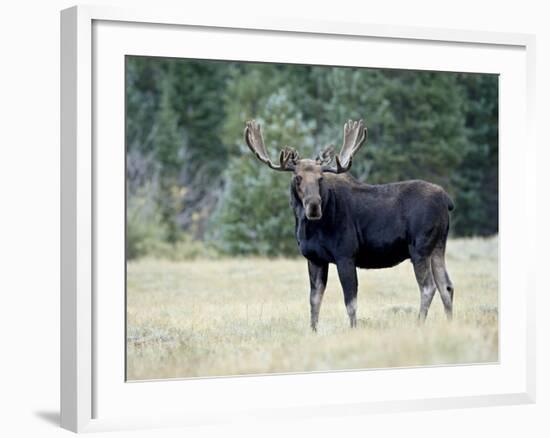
[153,71,185,243]
[210,89,315,256]
[453,73,499,236]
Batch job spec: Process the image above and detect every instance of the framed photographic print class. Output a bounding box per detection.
[60,4,536,433]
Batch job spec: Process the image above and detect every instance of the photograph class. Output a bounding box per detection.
[125,56,499,381]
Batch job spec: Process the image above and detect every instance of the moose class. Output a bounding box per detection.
[244,119,455,331]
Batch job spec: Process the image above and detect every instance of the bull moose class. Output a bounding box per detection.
[244,119,455,330]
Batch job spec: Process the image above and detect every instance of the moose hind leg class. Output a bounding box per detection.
[431,247,454,320]
[336,259,358,328]
[308,260,328,331]
[413,257,437,322]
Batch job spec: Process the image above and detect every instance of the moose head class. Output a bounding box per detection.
[244,119,368,220]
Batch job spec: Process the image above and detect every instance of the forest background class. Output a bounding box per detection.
[126,57,498,259]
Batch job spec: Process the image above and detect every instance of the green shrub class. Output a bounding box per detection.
[126,189,167,260]
[127,190,218,260]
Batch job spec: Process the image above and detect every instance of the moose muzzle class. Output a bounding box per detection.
[304,196,322,220]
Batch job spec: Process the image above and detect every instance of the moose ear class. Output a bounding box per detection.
[316,145,335,165]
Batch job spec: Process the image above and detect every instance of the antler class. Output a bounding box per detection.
[244,120,299,171]
[322,120,368,174]
[315,145,335,166]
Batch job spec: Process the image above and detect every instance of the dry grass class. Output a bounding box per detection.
[126,236,498,380]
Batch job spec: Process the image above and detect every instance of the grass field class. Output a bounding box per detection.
[126,236,498,380]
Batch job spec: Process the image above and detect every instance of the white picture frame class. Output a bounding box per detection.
[60,4,537,433]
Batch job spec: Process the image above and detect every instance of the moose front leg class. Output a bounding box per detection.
[336,258,358,328]
[308,260,328,331]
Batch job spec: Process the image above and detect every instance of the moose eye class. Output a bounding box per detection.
[295,175,302,184]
